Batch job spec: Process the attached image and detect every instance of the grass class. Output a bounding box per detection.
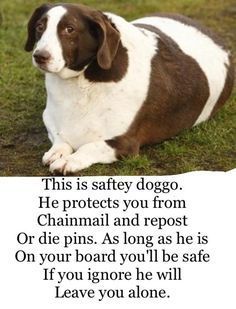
[0,0,235,176]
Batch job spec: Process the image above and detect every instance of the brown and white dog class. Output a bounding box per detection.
[25,3,234,175]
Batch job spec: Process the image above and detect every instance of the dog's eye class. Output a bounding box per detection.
[65,26,75,34]
[36,23,45,33]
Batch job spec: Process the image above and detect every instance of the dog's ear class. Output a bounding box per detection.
[87,12,121,70]
[24,4,51,52]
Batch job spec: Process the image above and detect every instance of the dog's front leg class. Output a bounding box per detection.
[42,109,74,166]
[49,141,117,175]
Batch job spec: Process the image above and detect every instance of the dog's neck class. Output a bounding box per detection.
[55,66,87,80]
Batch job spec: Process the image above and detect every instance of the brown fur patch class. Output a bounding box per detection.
[25,4,52,51]
[107,24,211,156]
[57,6,99,71]
[58,4,128,80]
[84,43,128,82]
[148,13,235,118]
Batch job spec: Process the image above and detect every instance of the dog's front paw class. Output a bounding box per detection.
[48,141,116,174]
[43,143,73,166]
[49,155,90,175]
[49,158,67,175]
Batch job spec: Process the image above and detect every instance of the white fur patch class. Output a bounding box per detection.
[33,6,67,73]
[132,16,230,125]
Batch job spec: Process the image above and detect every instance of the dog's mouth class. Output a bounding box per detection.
[36,63,51,73]
[32,51,66,74]
[33,60,65,74]
[33,56,50,72]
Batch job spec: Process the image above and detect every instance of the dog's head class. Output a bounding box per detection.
[25,3,120,77]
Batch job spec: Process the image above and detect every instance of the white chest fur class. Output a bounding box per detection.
[44,73,114,148]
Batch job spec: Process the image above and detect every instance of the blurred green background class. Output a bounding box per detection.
[0,0,235,176]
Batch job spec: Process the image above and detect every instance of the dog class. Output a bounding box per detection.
[25,3,234,175]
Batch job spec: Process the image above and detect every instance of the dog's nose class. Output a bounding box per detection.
[33,50,51,64]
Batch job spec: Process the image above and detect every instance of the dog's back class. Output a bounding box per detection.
[133,13,234,124]
[104,12,234,151]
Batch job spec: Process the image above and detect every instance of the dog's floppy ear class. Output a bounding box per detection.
[24,4,51,52]
[87,12,121,70]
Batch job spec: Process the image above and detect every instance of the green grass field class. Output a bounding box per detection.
[0,0,235,176]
